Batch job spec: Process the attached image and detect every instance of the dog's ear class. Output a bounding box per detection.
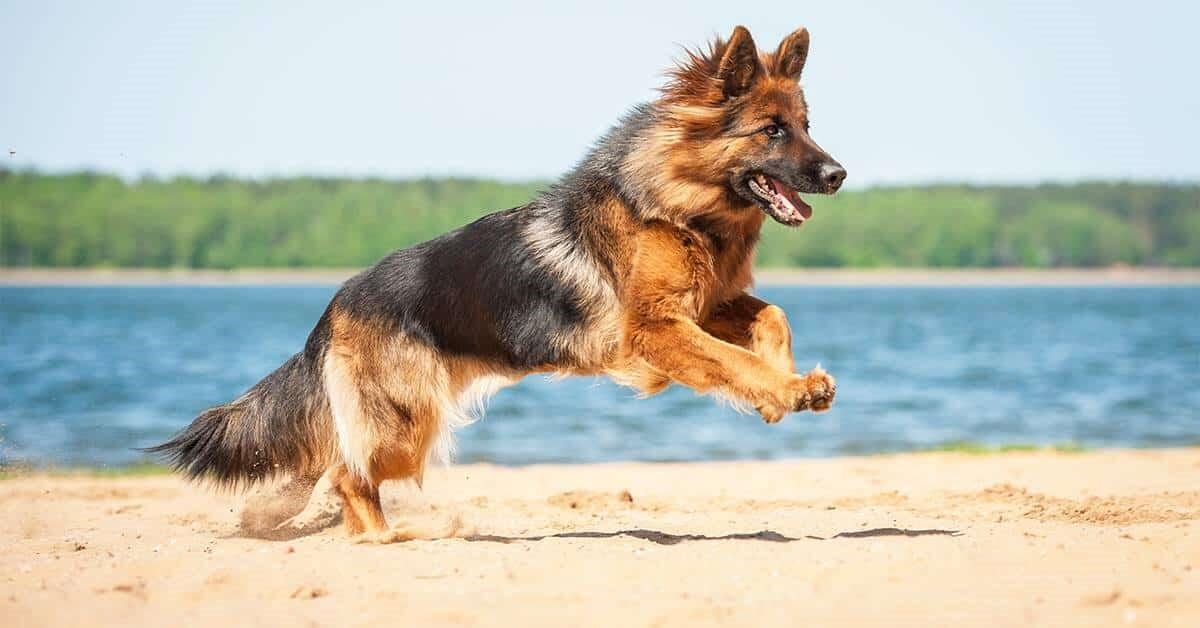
[774,27,810,80]
[716,26,761,98]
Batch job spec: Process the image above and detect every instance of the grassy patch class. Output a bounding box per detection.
[83,462,173,478]
[0,461,171,480]
[922,441,1087,455]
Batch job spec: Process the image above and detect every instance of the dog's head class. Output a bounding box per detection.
[651,26,846,227]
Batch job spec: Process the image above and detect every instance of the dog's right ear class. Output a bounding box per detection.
[716,26,761,99]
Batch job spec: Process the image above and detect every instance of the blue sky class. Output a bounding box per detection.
[2,0,1197,184]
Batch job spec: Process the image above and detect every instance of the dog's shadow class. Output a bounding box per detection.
[238,522,961,544]
[466,527,961,545]
[232,487,962,543]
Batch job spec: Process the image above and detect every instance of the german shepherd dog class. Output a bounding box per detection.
[150,25,846,541]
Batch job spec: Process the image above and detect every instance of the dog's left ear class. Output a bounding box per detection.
[717,26,761,98]
[774,27,810,80]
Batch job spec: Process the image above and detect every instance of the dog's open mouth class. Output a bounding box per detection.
[747,174,813,226]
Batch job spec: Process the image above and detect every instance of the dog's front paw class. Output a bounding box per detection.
[756,368,837,422]
[792,366,836,413]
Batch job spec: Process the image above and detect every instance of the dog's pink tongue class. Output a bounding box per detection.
[769,178,813,220]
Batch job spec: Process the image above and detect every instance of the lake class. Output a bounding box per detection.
[1,284,1197,467]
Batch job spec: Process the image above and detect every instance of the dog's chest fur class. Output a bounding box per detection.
[558,208,762,372]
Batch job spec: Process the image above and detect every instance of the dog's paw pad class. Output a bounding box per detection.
[798,368,836,413]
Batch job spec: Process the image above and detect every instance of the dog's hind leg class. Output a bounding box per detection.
[325,351,412,537]
[334,434,469,544]
[324,308,480,542]
[347,398,471,544]
[329,462,386,535]
[325,351,465,541]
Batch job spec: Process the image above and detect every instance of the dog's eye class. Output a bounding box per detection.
[763,124,784,138]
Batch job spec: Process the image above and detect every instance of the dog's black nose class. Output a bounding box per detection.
[819,162,847,192]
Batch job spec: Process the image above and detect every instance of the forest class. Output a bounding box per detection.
[1,170,1196,268]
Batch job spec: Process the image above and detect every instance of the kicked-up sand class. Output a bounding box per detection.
[2,449,1199,627]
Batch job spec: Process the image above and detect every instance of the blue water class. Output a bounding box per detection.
[1,285,1197,467]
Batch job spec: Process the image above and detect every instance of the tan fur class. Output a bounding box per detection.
[316,26,837,539]
[702,294,796,375]
[323,308,522,534]
[609,223,833,423]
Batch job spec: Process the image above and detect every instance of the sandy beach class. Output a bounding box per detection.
[2,267,1199,286]
[3,449,1199,627]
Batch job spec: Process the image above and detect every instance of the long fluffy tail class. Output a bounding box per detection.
[145,322,337,489]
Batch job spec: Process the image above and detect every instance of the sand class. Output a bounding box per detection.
[3,449,1199,627]
[3,267,1199,286]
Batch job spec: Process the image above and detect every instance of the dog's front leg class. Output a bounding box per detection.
[702,293,797,374]
[630,316,834,422]
[701,293,835,416]
[625,224,834,421]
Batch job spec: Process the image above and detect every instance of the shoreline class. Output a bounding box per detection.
[4,449,1198,626]
[0,442,1101,478]
[2,266,1199,286]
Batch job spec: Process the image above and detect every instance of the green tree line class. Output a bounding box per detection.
[1,170,1196,268]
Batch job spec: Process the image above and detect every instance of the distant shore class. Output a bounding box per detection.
[2,266,1199,286]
